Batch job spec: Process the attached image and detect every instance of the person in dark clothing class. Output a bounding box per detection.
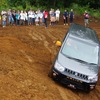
[63,10,69,25]
[12,10,16,25]
[69,9,74,25]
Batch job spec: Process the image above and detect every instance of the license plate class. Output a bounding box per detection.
[68,84,76,89]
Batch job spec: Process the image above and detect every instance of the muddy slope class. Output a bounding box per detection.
[0,18,100,100]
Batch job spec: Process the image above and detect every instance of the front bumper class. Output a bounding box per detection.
[52,69,96,92]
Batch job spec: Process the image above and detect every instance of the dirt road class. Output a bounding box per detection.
[0,17,100,100]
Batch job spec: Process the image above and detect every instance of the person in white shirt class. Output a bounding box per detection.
[28,9,33,25]
[38,10,43,25]
[20,10,25,25]
[55,9,60,23]
[1,10,7,16]
[1,10,7,26]
[24,11,28,25]
[49,8,53,25]
[35,11,39,26]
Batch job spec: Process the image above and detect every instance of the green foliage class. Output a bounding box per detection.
[16,6,24,11]
[0,0,100,18]
[79,0,100,9]
[0,0,9,11]
[25,1,31,10]
[70,3,89,15]
[68,3,100,18]
[89,9,100,18]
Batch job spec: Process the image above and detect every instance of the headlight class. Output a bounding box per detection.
[54,62,65,72]
[88,75,98,82]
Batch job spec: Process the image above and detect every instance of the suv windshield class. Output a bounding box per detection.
[62,36,99,64]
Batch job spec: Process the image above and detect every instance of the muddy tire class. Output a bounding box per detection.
[48,70,53,78]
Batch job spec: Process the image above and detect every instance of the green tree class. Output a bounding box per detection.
[78,0,100,9]
[0,0,8,10]
[1,0,100,10]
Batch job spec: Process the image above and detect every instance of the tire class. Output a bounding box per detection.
[85,86,90,93]
[48,70,53,78]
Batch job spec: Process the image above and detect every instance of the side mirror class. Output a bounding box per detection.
[56,41,62,47]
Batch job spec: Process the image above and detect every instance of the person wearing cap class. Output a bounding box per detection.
[35,11,39,26]
[84,10,89,27]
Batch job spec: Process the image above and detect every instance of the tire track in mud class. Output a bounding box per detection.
[19,50,33,63]
[54,84,82,100]
[45,26,68,41]
[57,86,71,100]
[28,28,57,54]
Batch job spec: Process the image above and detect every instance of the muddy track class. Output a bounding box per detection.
[0,17,100,100]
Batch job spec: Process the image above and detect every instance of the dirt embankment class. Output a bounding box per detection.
[0,17,100,100]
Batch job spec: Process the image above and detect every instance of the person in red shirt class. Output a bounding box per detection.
[43,10,48,28]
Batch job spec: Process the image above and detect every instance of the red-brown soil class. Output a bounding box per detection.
[0,16,100,100]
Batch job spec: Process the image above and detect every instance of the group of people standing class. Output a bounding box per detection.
[1,9,49,28]
[63,9,74,25]
[0,8,89,28]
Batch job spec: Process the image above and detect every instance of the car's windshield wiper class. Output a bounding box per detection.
[87,63,97,65]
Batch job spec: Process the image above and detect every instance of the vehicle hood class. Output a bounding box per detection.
[57,53,99,76]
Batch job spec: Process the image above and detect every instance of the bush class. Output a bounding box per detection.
[0,2,99,18]
[89,9,100,18]
[16,6,23,11]
[67,3,100,18]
